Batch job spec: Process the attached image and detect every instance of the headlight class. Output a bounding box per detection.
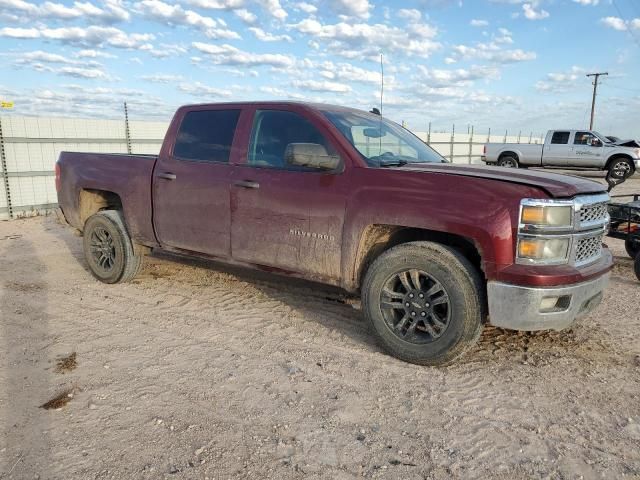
[517,237,570,263]
[520,199,573,230]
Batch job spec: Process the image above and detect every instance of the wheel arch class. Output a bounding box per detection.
[78,188,123,228]
[498,151,520,162]
[353,224,485,292]
[605,154,635,173]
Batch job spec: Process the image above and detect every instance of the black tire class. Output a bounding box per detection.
[362,241,484,366]
[634,254,640,281]
[608,158,633,180]
[498,156,519,168]
[626,238,640,259]
[83,210,143,284]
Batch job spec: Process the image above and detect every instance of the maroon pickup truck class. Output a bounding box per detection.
[56,102,613,365]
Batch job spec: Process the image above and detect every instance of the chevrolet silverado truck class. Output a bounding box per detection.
[56,102,613,366]
[482,129,640,179]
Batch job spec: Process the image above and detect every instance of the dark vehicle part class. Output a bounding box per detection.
[362,241,483,366]
[498,155,519,168]
[83,210,143,284]
[607,195,640,270]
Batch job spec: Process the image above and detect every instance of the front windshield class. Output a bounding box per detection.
[323,110,446,167]
[592,131,609,143]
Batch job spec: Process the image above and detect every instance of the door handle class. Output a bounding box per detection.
[157,172,177,180]
[234,180,260,189]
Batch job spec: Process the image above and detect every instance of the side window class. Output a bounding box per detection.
[550,131,570,145]
[174,109,240,163]
[248,110,338,170]
[574,131,596,145]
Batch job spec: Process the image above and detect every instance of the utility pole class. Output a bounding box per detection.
[586,72,607,130]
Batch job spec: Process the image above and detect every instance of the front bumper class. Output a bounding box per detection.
[487,273,609,331]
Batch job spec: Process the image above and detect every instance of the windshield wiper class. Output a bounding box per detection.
[378,159,410,167]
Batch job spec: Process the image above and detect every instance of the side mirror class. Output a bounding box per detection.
[285,143,340,170]
[591,139,602,147]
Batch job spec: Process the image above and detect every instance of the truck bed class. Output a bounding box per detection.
[57,152,158,245]
[484,143,543,165]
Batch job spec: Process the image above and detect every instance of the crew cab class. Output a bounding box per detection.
[482,129,640,179]
[56,102,613,365]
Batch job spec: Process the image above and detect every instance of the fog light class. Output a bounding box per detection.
[539,295,571,313]
[540,297,559,311]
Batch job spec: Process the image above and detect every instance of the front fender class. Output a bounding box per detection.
[340,168,549,291]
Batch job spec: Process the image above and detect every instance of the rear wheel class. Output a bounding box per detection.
[83,210,143,284]
[635,253,640,281]
[608,158,633,180]
[362,241,484,366]
[498,156,519,168]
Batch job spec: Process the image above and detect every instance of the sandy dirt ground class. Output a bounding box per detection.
[1,174,639,480]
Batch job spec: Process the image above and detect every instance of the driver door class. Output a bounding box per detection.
[230,108,350,283]
[570,131,604,168]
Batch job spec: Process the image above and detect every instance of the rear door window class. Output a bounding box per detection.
[550,131,570,144]
[174,109,241,163]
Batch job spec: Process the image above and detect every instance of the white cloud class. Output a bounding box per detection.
[141,74,185,83]
[178,81,233,97]
[0,25,154,49]
[601,16,640,31]
[262,0,287,20]
[291,18,440,60]
[451,40,536,64]
[0,26,40,38]
[315,61,381,84]
[76,49,116,59]
[328,0,371,19]
[292,79,351,93]
[470,19,489,27]
[522,3,549,20]
[296,2,317,14]
[415,64,501,88]
[192,42,295,67]
[248,27,292,42]
[535,66,586,92]
[0,0,130,23]
[234,8,256,23]
[397,9,421,22]
[135,0,241,39]
[573,0,598,5]
[185,0,245,8]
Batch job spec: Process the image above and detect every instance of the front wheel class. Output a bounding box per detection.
[608,158,633,180]
[362,241,484,366]
[83,210,143,284]
[498,156,519,168]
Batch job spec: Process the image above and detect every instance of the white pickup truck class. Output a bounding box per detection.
[482,130,640,179]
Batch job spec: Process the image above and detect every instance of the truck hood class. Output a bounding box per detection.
[610,139,640,148]
[400,163,606,198]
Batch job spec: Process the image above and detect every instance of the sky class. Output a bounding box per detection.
[0,0,639,138]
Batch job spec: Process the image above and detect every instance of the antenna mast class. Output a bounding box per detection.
[379,53,384,116]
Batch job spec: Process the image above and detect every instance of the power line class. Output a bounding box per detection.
[586,72,608,130]
[612,0,640,48]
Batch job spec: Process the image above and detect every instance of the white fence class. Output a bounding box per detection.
[0,115,542,220]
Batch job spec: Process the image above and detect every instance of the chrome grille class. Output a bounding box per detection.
[578,202,609,227]
[574,234,603,265]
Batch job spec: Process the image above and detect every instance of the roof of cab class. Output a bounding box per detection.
[179,101,373,115]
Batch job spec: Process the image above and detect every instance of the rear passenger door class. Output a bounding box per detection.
[153,107,242,257]
[543,131,571,166]
[230,108,350,283]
